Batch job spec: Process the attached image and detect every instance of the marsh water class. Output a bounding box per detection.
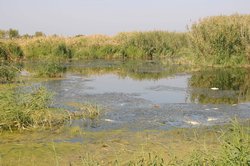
[2,60,250,165]
[30,60,250,131]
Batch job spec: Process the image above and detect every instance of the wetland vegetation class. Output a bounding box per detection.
[1,14,250,66]
[0,14,250,165]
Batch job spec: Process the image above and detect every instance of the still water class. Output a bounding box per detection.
[33,61,250,130]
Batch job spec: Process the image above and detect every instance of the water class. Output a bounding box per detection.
[32,61,250,131]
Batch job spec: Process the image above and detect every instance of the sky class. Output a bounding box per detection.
[0,0,249,36]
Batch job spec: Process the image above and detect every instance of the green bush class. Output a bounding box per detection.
[117,31,189,60]
[25,39,55,59]
[2,14,250,66]
[0,41,23,61]
[0,86,68,131]
[53,42,72,59]
[0,63,19,83]
[7,42,24,59]
[189,14,250,65]
[0,42,8,60]
[218,120,250,165]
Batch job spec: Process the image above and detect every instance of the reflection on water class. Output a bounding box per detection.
[64,60,250,105]
[79,74,190,103]
[25,60,250,130]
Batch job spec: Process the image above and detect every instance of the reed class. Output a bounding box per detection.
[0,86,68,131]
[1,14,250,66]
[189,14,250,65]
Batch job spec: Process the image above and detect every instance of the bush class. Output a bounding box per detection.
[24,38,56,59]
[0,63,19,83]
[116,31,189,60]
[189,14,250,65]
[218,120,250,165]
[0,41,24,61]
[7,42,24,60]
[0,42,8,60]
[0,86,68,131]
[53,42,72,59]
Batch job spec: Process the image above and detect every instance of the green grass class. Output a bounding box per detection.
[0,120,248,165]
[0,86,102,132]
[189,14,250,66]
[0,41,23,61]
[35,62,67,78]
[0,86,69,131]
[0,62,20,83]
[1,14,250,66]
[122,120,250,166]
[67,102,101,121]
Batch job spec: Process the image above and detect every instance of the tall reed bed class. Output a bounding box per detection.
[0,41,23,61]
[189,14,250,65]
[1,31,188,61]
[1,14,250,66]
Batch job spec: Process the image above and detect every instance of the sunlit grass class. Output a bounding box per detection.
[67,102,101,121]
[0,86,69,131]
[0,120,248,165]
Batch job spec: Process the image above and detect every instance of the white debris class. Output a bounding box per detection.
[207,117,217,122]
[211,87,219,90]
[104,119,116,123]
[185,120,200,125]
[212,108,219,110]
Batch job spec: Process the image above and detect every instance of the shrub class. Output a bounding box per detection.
[8,28,19,39]
[7,42,24,60]
[189,14,250,65]
[0,41,24,61]
[0,42,8,60]
[0,86,68,131]
[0,63,19,83]
[53,42,72,59]
[218,120,250,165]
[117,31,189,60]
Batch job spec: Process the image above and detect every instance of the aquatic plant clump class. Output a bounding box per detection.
[0,86,69,131]
[0,63,20,83]
[67,102,100,121]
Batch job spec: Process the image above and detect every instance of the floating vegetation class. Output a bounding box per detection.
[67,102,101,121]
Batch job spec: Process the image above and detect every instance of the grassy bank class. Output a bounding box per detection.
[1,14,249,66]
[0,120,249,165]
[0,85,67,131]
[0,84,100,132]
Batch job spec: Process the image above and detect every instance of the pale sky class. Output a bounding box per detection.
[0,0,249,36]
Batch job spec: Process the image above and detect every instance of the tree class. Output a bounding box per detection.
[22,34,32,38]
[34,31,45,37]
[0,30,7,39]
[8,29,19,39]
